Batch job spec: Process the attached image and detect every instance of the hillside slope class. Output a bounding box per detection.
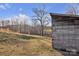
[0,31,62,56]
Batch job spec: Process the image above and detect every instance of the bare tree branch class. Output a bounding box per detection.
[32,5,50,36]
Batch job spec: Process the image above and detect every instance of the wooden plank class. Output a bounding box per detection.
[52,25,79,50]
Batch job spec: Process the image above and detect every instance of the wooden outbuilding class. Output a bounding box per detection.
[50,13,79,52]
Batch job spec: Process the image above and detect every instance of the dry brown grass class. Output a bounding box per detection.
[0,29,20,35]
[0,31,62,56]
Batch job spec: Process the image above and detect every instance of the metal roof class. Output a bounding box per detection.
[50,13,79,18]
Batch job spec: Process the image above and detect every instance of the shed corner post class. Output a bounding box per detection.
[49,13,55,49]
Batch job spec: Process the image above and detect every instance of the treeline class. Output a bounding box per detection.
[0,19,52,37]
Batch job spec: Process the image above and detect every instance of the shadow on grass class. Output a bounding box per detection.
[16,35,37,40]
[0,32,38,41]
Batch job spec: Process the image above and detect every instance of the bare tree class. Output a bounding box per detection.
[66,4,79,15]
[23,19,27,34]
[32,5,50,36]
[1,20,5,29]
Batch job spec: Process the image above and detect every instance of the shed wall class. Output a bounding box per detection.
[52,18,79,51]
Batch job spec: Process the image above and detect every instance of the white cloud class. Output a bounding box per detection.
[19,8,23,11]
[1,13,31,25]
[5,3,10,8]
[15,14,30,21]
[12,14,31,25]
[0,5,6,10]
[0,3,10,10]
[19,14,27,18]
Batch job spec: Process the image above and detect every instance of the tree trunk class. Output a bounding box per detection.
[41,25,44,36]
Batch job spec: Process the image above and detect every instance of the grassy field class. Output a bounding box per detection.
[0,30,62,56]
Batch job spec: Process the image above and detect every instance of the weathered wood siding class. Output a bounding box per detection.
[52,18,79,51]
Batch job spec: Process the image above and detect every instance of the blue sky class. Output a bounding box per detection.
[0,3,73,18]
[0,3,77,25]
